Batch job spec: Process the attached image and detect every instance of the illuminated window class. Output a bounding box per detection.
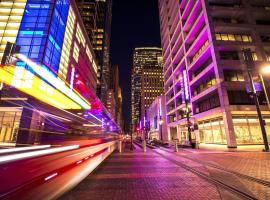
[76,24,85,47]
[228,34,235,41]
[221,34,229,41]
[0,0,27,62]
[73,42,79,62]
[59,7,76,79]
[252,52,258,61]
[216,33,252,42]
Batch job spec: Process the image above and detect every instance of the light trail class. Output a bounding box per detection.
[0,145,51,154]
[0,145,79,164]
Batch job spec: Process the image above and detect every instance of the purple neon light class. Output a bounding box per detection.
[183,70,189,100]
[144,116,146,127]
[70,67,75,89]
[159,98,162,117]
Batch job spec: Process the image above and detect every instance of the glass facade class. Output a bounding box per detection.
[198,117,227,144]
[16,0,69,73]
[0,0,27,62]
[0,111,22,143]
[233,115,270,144]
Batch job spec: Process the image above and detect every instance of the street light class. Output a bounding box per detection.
[243,49,269,152]
[260,65,270,111]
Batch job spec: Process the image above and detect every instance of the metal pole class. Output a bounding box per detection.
[243,49,269,151]
[259,74,270,111]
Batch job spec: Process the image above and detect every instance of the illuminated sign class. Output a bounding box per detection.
[70,67,75,89]
[183,70,190,100]
[159,98,162,116]
[16,54,91,109]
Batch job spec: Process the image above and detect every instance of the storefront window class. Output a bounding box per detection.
[0,111,22,143]
[198,118,226,144]
[233,115,270,144]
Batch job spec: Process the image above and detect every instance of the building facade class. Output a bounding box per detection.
[131,47,163,132]
[147,95,168,141]
[141,64,164,123]
[0,0,100,144]
[159,0,270,148]
[106,89,116,121]
[76,0,112,104]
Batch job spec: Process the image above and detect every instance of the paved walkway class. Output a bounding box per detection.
[60,142,247,200]
[179,149,270,183]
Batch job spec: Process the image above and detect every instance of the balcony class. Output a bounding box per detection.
[185,11,205,44]
[189,63,215,87]
[186,26,208,58]
[188,43,212,72]
[183,0,202,32]
[191,84,219,103]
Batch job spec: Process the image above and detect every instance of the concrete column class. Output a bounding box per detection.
[219,82,237,148]
[222,111,237,148]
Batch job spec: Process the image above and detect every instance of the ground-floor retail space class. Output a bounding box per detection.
[0,109,22,143]
[170,113,270,147]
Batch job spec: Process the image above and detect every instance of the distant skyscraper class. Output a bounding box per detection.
[141,62,164,123]
[76,0,112,103]
[131,47,163,132]
[159,0,270,148]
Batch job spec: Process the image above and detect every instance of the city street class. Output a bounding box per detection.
[60,142,270,200]
[1,0,270,199]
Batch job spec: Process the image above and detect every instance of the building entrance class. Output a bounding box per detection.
[0,111,21,143]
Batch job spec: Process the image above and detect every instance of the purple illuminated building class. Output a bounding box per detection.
[159,0,270,148]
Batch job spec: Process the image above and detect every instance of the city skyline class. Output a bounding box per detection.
[110,0,161,132]
[1,1,270,199]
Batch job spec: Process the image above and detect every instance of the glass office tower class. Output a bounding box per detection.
[0,0,99,144]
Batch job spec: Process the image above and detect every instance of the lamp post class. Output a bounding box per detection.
[260,65,270,111]
[243,49,269,152]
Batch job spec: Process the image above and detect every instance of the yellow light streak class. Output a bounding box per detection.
[0,65,82,109]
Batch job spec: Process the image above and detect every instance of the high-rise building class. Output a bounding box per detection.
[0,0,100,144]
[141,62,164,123]
[106,89,116,121]
[159,0,270,148]
[76,0,112,104]
[117,87,124,130]
[147,95,167,141]
[131,47,163,132]
[109,64,123,126]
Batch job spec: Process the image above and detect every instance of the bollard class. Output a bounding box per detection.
[118,140,122,153]
[174,140,178,152]
[142,140,147,152]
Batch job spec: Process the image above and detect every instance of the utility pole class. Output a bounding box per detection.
[243,49,269,152]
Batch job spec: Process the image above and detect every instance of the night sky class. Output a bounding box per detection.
[110,0,161,132]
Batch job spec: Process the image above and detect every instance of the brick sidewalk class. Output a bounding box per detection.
[60,142,226,200]
[178,149,270,183]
